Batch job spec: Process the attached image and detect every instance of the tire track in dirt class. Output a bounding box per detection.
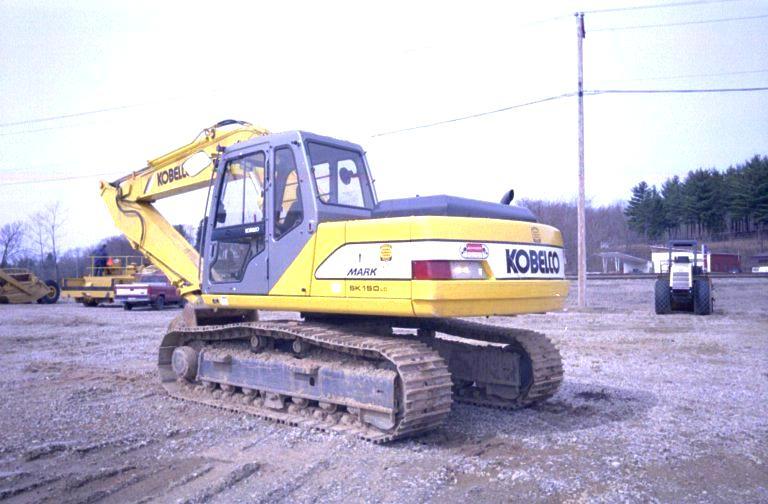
[177,462,261,504]
[0,474,65,500]
[255,459,332,503]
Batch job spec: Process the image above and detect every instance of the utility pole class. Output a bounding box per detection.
[576,12,587,308]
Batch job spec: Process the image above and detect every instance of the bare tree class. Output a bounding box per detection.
[519,199,632,273]
[29,202,66,280]
[0,221,25,267]
[29,213,48,276]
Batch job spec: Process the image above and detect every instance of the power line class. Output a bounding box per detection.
[0,4,756,133]
[592,13,768,31]
[371,93,575,137]
[592,68,768,83]
[0,103,144,128]
[0,161,73,174]
[584,0,747,14]
[4,85,765,156]
[0,172,119,187]
[0,121,106,137]
[3,74,761,140]
[0,88,221,129]
[587,86,768,94]
[371,85,767,138]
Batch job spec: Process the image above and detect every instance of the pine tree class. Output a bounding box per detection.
[626,154,767,243]
[749,156,768,240]
[625,181,651,239]
[646,186,666,241]
[661,176,684,238]
[724,166,749,234]
[682,168,725,239]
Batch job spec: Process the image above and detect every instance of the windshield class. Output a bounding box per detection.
[215,153,266,228]
[307,142,374,209]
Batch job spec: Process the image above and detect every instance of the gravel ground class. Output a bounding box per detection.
[0,278,766,503]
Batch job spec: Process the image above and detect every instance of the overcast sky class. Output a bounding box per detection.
[1,0,766,251]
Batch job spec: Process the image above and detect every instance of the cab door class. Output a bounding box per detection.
[204,146,270,295]
[267,144,312,291]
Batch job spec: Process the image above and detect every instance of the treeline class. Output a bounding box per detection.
[624,155,768,241]
[0,202,193,282]
[519,199,630,273]
[0,203,68,281]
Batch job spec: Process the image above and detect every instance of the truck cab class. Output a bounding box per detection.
[115,272,182,310]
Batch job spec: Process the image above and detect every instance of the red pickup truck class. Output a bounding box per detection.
[114,273,183,310]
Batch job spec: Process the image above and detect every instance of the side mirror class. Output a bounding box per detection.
[215,209,227,224]
[500,189,514,205]
[339,167,355,185]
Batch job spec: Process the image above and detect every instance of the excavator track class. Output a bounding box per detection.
[415,318,564,410]
[159,320,453,443]
[301,315,564,411]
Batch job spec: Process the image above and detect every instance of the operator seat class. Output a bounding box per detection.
[275,194,302,237]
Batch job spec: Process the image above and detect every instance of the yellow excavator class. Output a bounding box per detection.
[101,120,568,442]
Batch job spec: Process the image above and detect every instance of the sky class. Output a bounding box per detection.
[1,0,767,251]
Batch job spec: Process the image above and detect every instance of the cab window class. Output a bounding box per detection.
[307,142,372,209]
[215,152,265,228]
[274,147,303,239]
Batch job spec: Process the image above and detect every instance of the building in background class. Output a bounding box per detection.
[595,252,652,274]
[752,254,768,273]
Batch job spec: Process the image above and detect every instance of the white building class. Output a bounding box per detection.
[595,252,652,274]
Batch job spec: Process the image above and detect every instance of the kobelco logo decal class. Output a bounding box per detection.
[156,166,189,187]
[506,248,560,274]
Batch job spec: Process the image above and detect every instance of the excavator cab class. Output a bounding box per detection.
[201,132,375,296]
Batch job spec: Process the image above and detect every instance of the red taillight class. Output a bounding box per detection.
[412,260,453,280]
[411,260,487,280]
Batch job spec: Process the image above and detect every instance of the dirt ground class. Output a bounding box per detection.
[1,278,766,503]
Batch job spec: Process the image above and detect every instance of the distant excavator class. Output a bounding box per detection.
[100,119,568,442]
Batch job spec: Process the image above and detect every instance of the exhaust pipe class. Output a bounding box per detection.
[500,189,515,205]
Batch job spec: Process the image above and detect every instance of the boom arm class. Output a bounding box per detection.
[100,120,269,295]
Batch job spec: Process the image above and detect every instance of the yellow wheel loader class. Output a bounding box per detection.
[100,120,568,442]
[0,268,60,304]
[61,255,145,307]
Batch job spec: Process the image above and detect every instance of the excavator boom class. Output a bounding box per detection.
[100,120,268,294]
